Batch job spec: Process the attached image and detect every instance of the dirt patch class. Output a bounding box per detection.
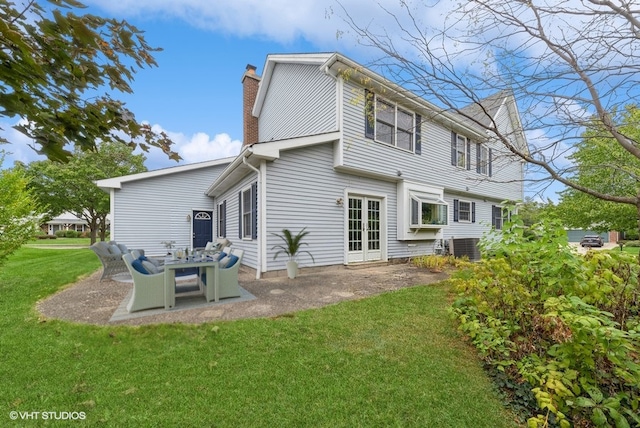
[37,263,449,326]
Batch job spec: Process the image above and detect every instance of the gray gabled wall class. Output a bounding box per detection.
[258,63,337,142]
[110,165,228,256]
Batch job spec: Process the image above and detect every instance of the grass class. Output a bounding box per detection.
[27,237,92,247]
[0,247,517,427]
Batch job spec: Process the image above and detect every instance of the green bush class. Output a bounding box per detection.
[64,230,79,238]
[450,216,640,428]
[54,230,66,238]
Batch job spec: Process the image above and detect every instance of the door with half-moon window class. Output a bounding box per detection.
[192,210,213,249]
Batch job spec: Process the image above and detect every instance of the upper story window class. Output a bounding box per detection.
[451,132,471,169]
[365,90,421,154]
[476,143,493,176]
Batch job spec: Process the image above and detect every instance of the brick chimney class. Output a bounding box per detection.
[242,64,260,146]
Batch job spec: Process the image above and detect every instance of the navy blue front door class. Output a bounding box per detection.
[192,210,213,248]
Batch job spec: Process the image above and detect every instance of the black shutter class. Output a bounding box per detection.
[221,201,227,237]
[476,143,481,173]
[453,199,459,222]
[472,202,476,223]
[238,191,242,239]
[466,140,471,170]
[364,89,374,139]
[488,148,493,177]
[451,132,456,166]
[251,182,258,240]
[415,114,422,155]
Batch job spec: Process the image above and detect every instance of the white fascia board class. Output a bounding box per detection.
[251,131,341,159]
[252,53,335,118]
[96,157,235,190]
[323,54,487,141]
[206,132,341,197]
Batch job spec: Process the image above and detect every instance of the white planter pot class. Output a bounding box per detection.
[286,260,299,279]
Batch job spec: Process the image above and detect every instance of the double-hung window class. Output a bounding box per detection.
[365,90,417,153]
[475,143,493,176]
[453,199,476,223]
[239,183,257,240]
[217,201,226,237]
[492,205,504,230]
[458,201,472,222]
[451,132,471,169]
[242,189,252,238]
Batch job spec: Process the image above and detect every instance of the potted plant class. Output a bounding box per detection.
[271,228,314,279]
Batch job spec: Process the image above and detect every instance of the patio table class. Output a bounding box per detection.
[163,258,219,309]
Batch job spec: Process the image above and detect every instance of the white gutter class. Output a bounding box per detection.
[242,155,263,280]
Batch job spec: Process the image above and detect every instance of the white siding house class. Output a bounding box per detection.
[98,52,526,277]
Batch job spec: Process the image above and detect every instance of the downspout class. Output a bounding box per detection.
[242,156,263,279]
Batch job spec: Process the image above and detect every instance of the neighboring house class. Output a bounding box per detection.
[43,212,110,236]
[44,212,86,235]
[97,52,526,277]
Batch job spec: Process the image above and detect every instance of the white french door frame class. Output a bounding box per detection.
[344,190,387,264]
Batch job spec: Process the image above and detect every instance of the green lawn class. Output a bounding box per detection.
[27,237,92,247]
[0,247,517,427]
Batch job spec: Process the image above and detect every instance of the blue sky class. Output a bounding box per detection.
[1,0,376,170]
[2,0,601,202]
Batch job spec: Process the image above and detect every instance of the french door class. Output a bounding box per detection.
[348,196,383,263]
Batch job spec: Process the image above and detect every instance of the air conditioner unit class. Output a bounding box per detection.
[449,238,481,261]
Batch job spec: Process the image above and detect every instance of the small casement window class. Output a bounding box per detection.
[476,144,492,176]
[453,199,476,223]
[365,90,418,153]
[217,201,226,237]
[451,132,471,170]
[410,194,448,228]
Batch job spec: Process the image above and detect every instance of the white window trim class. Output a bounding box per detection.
[478,145,489,176]
[458,200,472,223]
[455,134,468,169]
[217,201,226,238]
[241,186,252,240]
[409,192,448,229]
[373,95,415,153]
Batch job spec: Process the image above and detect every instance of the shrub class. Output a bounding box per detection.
[64,230,79,238]
[54,230,66,238]
[450,216,640,427]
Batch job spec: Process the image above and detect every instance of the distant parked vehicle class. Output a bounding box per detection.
[580,234,604,247]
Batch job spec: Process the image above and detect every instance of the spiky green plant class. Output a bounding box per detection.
[271,228,315,262]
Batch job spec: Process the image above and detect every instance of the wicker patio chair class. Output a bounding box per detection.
[122,253,165,312]
[204,248,243,302]
[90,241,128,281]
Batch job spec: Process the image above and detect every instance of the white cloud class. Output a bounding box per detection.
[0,119,49,169]
[143,124,242,170]
[83,0,446,48]
[0,119,241,172]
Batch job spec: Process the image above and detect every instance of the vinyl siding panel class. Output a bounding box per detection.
[265,142,403,270]
[263,143,506,268]
[340,79,523,203]
[111,165,228,256]
[259,63,337,142]
[216,173,259,269]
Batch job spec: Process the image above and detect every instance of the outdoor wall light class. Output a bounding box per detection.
[336,198,344,206]
[186,214,191,222]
